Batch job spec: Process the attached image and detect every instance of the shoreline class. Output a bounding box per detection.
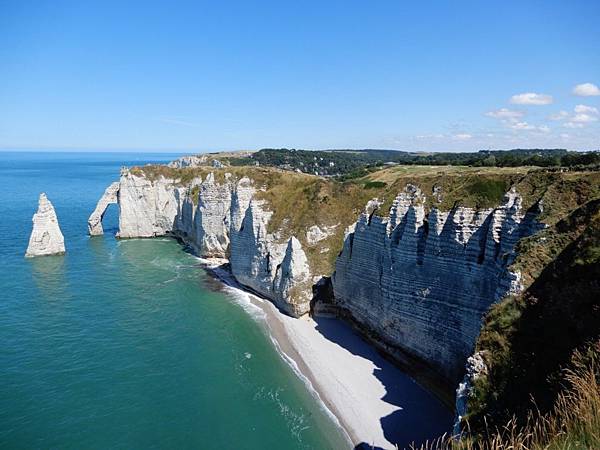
[197,257,453,449]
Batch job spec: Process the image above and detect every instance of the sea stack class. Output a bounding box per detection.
[25,193,66,257]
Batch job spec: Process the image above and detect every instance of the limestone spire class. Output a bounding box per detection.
[25,193,65,257]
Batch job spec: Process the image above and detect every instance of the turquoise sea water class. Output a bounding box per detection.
[0,152,349,449]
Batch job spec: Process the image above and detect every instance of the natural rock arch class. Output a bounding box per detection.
[88,182,120,235]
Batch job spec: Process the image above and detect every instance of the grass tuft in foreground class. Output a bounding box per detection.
[408,341,600,450]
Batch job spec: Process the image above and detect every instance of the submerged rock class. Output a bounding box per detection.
[25,193,65,257]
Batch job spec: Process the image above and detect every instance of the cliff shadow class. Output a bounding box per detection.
[313,317,453,449]
[471,198,600,430]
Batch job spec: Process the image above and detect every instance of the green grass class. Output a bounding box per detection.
[363,180,387,189]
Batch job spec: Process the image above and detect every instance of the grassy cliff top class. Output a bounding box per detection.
[128,163,600,276]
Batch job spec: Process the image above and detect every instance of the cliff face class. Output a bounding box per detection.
[26,193,66,257]
[332,185,543,384]
[93,168,546,375]
[106,168,313,316]
[117,169,184,238]
[91,162,599,435]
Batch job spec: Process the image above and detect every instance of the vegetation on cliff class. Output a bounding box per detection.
[221,148,599,177]
[413,341,599,450]
[467,199,600,420]
[449,172,600,448]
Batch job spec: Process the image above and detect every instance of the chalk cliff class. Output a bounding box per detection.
[93,167,551,385]
[25,193,66,257]
[90,162,600,443]
[104,168,313,316]
[331,185,543,384]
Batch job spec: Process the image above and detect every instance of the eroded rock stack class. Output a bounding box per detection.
[25,193,65,257]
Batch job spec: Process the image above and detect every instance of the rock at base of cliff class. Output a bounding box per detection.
[25,193,66,257]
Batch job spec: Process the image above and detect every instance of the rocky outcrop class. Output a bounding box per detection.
[88,182,120,235]
[332,185,543,385]
[453,352,487,436]
[306,224,338,245]
[25,193,65,257]
[167,155,207,168]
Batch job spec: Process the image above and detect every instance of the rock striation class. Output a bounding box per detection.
[88,182,120,235]
[332,185,544,385]
[117,168,184,238]
[25,193,66,257]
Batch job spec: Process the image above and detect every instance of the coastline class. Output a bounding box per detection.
[197,257,453,450]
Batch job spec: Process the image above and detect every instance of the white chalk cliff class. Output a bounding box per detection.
[94,169,313,316]
[25,193,66,257]
[332,185,543,384]
[92,169,544,389]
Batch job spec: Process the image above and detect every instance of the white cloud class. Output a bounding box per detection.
[549,105,598,129]
[574,104,599,115]
[549,110,569,121]
[485,108,524,119]
[508,121,550,132]
[573,82,600,96]
[571,113,598,123]
[452,133,472,140]
[560,133,570,139]
[509,121,536,130]
[510,92,553,105]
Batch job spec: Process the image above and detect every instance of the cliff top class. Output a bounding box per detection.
[128,163,599,277]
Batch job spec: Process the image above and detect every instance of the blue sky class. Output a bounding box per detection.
[1,0,599,152]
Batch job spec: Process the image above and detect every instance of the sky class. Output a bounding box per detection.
[1,0,599,152]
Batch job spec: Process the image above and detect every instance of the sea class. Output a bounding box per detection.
[0,151,351,449]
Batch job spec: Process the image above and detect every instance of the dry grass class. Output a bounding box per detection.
[408,342,600,450]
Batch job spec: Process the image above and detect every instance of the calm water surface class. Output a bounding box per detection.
[0,152,349,449]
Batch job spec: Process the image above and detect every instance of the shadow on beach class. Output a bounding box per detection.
[313,317,453,450]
